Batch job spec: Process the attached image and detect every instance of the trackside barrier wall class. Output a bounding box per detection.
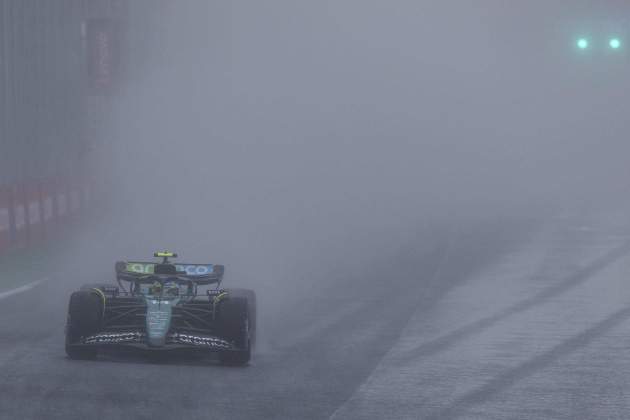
[0,175,93,253]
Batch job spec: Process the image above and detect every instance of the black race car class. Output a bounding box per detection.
[65,252,256,365]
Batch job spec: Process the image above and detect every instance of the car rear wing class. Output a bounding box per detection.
[115,261,225,285]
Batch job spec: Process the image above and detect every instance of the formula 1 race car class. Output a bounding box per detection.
[65,252,256,365]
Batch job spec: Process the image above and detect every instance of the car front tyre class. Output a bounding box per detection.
[65,290,103,360]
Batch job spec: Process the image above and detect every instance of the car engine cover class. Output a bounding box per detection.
[145,298,179,347]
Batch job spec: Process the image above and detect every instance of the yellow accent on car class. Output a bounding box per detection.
[91,288,107,318]
[211,291,229,320]
[213,292,228,304]
[154,251,175,258]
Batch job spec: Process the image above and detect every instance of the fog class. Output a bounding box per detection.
[87,1,630,298]
[5,3,630,417]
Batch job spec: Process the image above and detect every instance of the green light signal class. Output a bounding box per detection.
[609,38,621,49]
[577,38,589,49]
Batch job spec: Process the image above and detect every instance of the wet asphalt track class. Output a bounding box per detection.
[1,218,630,419]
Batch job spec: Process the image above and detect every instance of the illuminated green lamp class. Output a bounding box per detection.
[609,38,621,49]
[576,38,589,49]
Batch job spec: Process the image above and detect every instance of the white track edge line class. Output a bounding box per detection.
[0,278,47,300]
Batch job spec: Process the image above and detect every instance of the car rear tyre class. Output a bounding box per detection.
[217,296,251,366]
[65,290,103,360]
[224,288,257,350]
